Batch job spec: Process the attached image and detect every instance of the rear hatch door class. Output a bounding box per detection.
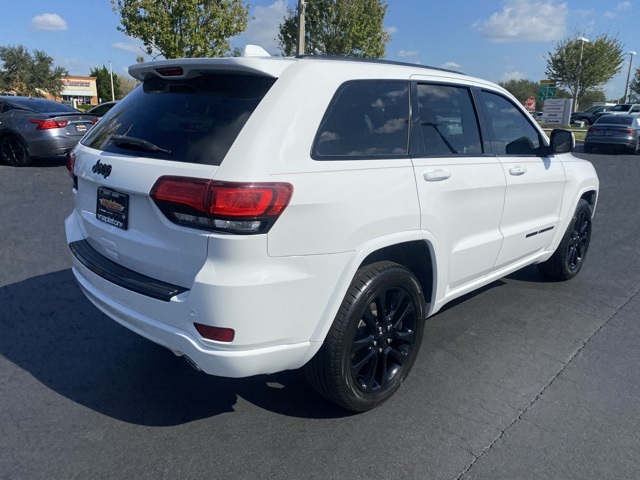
[71,66,279,289]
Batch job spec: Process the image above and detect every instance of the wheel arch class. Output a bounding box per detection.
[309,231,438,347]
[359,240,435,307]
[0,129,32,157]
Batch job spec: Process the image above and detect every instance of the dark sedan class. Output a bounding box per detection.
[0,96,97,166]
[584,114,640,154]
[571,105,612,125]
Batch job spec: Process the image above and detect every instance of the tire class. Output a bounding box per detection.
[583,144,594,154]
[538,199,593,281]
[304,261,425,412]
[0,135,32,166]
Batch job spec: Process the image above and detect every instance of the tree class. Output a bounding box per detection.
[0,45,68,97]
[119,76,139,97]
[90,65,122,102]
[579,89,607,108]
[630,67,640,102]
[111,0,249,59]
[499,79,540,104]
[545,33,624,111]
[278,0,391,58]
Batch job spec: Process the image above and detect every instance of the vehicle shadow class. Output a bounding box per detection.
[0,269,350,426]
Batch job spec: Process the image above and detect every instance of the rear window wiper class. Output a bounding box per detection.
[110,135,172,155]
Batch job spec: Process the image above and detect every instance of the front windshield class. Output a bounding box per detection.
[610,105,631,112]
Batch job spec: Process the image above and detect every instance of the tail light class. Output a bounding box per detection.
[587,127,595,132]
[66,151,78,189]
[29,119,69,130]
[150,176,293,234]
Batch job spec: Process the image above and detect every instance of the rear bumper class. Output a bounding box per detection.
[72,265,315,377]
[65,210,349,378]
[584,137,638,148]
[26,134,81,157]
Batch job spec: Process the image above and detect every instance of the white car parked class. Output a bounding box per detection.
[65,47,599,411]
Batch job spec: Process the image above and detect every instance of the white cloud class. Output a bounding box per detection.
[386,26,398,35]
[112,42,142,54]
[31,13,67,31]
[500,71,525,82]
[441,61,462,70]
[501,71,525,81]
[233,0,288,54]
[474,0,567,43]
[398,50,419,58]
[605,3,631,18]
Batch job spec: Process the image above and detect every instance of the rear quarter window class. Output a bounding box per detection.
[81,74,275,166]
[313,80,410,160]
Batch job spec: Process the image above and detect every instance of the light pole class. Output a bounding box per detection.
[623,51,637,103]
[109,61,115,102]
[296,0,306,56]
[573,37,589,112]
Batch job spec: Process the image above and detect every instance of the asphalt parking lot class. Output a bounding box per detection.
[1,149,639,479]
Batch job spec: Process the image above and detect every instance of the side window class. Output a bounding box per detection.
[313,81,409,159]
[416,84,482,156]
[480,91,542,155]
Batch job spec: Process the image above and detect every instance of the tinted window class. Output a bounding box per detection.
[314,81,409,159]
[595,115,634,125]
[480,91,542,155]
[10,97,79,113]
[610,104,631,112]
[415,84,482,156]
[82,74,275,166]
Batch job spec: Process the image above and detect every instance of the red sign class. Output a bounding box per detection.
[525,96,536,111]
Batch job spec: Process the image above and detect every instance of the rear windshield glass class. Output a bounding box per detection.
[11,98,79,113]
[81,73,276,165]
[595,115,634,125]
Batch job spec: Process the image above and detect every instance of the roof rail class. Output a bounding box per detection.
[295,54,465,75]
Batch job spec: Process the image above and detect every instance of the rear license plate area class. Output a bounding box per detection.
[76,124,87,132]
[96,187,129,229]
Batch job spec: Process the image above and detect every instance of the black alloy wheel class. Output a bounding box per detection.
[350,285,417,393]
[304,261,425,412]
[566,205,591,274]
[0,135,31,166]
[538,199,593,280]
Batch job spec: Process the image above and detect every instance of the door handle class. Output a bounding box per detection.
[424,169,451,182]
[509,166,527,176]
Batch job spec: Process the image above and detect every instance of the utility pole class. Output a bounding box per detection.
[297,0,306,56]
[624,51,637,103]
[109,61,115,101]
[573,37,589,112]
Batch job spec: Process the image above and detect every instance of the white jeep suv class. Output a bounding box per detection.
[65,48,599,411]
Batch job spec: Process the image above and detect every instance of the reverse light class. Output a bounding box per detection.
[150,176,293,234]
[194,323,235,342]
[30,118,69,130]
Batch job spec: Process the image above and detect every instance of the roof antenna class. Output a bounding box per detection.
[241,45,271,57]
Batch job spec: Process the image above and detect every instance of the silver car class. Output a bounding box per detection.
[584,114,640,154]
[0,96,97,166]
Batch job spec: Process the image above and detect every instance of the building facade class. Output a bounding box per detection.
[56,76,98,107]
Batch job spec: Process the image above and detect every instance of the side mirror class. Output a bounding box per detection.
[549,129,575,154]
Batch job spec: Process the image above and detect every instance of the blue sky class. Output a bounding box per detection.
[3,0,638,99]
